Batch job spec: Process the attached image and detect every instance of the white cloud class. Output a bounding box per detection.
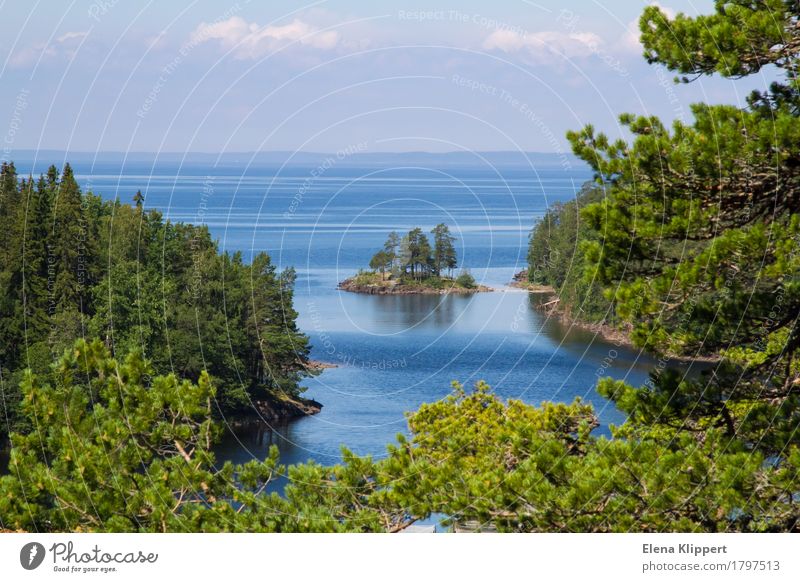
[190,16,339,59]
[56,31,88,43]
[483,29,603,63]
[144,30,169,51]
[10,31,88,67]
[652,2,677,19]
[622,2,676,52]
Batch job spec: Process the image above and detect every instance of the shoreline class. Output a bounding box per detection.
[304,359,338,371]
[338,276,493,295]
[242,359,333,424]
[510,271,720,363]
[244,393,323,425]
[539,305,720,363]
[507,269,555,293]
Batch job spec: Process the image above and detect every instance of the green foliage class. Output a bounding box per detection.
[527,183,614,323]
[368,226,459,283]
[639,1,791,81]
[369,250,392,276]
[0,340,401,532]
[4,1,800,533]
[454,270,476,289]
[563,2,800,462]
[406,227,433,279]
[5,360,795,532]
[431,223,457,276]
[381,382,798,532]
[508,0,800,531]
[383,230,401,272]
[0,166,310,437]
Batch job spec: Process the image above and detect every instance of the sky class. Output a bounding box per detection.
[0,0,778,155]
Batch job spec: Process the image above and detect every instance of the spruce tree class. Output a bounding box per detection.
[0,162,23,369]
[51,164,87,314]
[20,175,53,341]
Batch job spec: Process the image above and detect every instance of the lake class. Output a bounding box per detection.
[17,154,684,473]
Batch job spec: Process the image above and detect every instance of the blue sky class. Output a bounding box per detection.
[0,0,776,154]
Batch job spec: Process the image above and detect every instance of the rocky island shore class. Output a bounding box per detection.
[340,224,492,294]
[338,273,492,295]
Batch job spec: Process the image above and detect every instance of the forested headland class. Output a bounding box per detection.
[339,225,489,294]
[1,0,800,533]
[0,162,317,442]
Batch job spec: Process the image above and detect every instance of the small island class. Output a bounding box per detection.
[339,225,492,294]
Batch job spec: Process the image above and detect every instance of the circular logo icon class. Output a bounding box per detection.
[20,542,46,570]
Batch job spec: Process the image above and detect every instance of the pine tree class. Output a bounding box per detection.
[406,227,433,279]
[369,250,392,279]
[383,231,400,272]
[398,234,412,276]
[565,1,800,459]
[431,223,457,277]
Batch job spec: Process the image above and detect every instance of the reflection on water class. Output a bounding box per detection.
[368,293,470,330]
[1,284,709,484]
[212,422,303,494]
[214,279,709,477]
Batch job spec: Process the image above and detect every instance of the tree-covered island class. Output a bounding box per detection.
[338,224,492,294]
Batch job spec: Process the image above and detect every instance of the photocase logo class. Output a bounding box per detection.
[20,542,46,570]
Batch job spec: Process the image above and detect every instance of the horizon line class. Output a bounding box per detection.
[7,148,575,157]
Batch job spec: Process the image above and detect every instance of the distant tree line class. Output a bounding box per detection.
[0,162,310,439]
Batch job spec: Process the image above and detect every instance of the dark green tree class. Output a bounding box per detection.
[527,184,614,323]
[431,223,457,277]
[6,355,796,532]
[21,176,54,342]
[0,339,406,532]
[0,165,313,439]
[0,162,24,370]
[383,230,400,272]
[369,250,392,279]
[50,164,92,314]
[406,227,433,279]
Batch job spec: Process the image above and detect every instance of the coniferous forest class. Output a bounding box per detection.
[1,1,800,534]
[0,162,312,440]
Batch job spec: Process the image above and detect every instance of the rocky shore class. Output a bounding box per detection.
[242,360,333,424]
[514,270,720,363]
[303,359,338,371]
[508,269,555,293]
[338,276,493,295]
[251,393,323,424]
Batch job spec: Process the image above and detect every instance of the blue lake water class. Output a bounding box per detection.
[16,156,689,473]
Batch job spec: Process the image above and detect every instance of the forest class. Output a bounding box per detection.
[0,162,313,440]
[1,0,800,532]
[526,182,614,324]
